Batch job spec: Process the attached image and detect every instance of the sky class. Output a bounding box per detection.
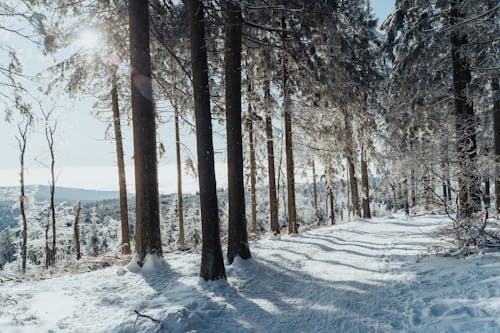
[0,1,395,192]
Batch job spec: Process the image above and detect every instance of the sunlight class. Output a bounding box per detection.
[77,28,101,49]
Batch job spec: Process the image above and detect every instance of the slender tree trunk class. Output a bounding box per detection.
[346,162,351,221]
[246,68,257,235]
[128,0,162,265]
[392,183,398,213]
[225,1,251,264]
[174,107,185,247]
[360,146,371,219]
[328,186,335,225]
[282,15,298,234]
[74,201,81,260]
[44,121,57,265]
[450,0,481,218]
[44,216,49,269]
[312,159,318,211]
[247,116,258,234]
[18,123,28,273]
[111,67,131,255]
[411,169,416,207]
[345,114,361,217]
[404,179,410,215]
[493,79,500,214]
[186,0,226,280]
[264,78,279,233]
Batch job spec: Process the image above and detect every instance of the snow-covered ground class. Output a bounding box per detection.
[1,215,499,333]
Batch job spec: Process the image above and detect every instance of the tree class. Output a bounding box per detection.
[128,0,162,265]
[186,0,226,280]
[263,50,279,234]
[225,1,251,264]
[450,0,481,219]
[111,65,131,255]
[494,79,500,214]
[360,145,371,219]
[16,119,30,273]
[42,109,57,266]
[174,106,186,247]
[281,14,298,234]
[74,201,81,260]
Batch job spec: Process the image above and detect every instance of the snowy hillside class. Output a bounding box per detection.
[1,215,499,333]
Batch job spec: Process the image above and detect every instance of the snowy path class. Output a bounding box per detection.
[1,215,499,332]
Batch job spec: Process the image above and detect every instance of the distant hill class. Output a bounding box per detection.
[0,185,121,203]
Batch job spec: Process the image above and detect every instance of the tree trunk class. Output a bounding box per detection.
[44,216,49,269]
[404,179,410,215]
[282,16,298,234]
[312,159,318,211]
[360,146,371,219]
[186,0,226,280]
[225,1,251,264]
[111,67,131,255]
[346,162,351,221]
[264,78,279,233]
[246,68,257,235]
[74,201,81,260]
[411,169,416,207]
[128,0,162,265]
[247,116,258,234]
[493,79,500,214]
[345,114,361,217]
[174,107,185,247]
[44,121,57,266]
[328,186,335,225]
[392,184,398,213]
[18,123,28,273]
[450,0,481,218]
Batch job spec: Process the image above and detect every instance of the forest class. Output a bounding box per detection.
[0,0,499,332]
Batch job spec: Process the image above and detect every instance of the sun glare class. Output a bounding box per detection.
[77,28,100,49]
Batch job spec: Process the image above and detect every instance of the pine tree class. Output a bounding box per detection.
[128,0,162,265]
[186,0,226,280]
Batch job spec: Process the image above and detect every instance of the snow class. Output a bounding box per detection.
[1,215,499,332]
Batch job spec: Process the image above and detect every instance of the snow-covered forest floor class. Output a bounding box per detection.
[1,215,499,333]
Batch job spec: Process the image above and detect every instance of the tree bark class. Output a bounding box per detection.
[493,79,500,214]
[450,0,481,218]
[174,107,185,247]
[111,67,131,255]
[186,0,226,280]
[74,201,81,260]
[264,77,279,233]
[360,146,371,219]
[128,0,162,265]
[225,1,251,264]
[282,15,298,234]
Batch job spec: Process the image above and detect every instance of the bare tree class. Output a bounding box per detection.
[74,201,81,260]
[111,66,131,255]
[16,120,29,273]
[43,110,57,266]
